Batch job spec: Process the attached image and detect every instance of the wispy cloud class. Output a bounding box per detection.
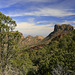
[6,8,75,17]
[23,0,58,2]
[37,21,49,24]
[15,22,53,36]
[1,0,75,36]
[0,0,21,8]
[0,0,59,8]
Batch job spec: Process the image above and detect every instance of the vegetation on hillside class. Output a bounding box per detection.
[0,12,75,75]
[41,24,74,44]
[28,30,75,75]
[19,35,44,48]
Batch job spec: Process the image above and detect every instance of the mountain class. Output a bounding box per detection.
[18,24,74,49]
[18,35,44,48]
[28,24,74,50]
[41,24,74,44]
[27,26,75,75]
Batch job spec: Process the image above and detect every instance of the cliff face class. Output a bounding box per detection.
[18,34,44,48]
[18,24,74,49]
[54,24,74,32]
[19,24,74,50]
[41,24,74,44]
[25,24,74,50]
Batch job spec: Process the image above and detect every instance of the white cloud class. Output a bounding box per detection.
[15,22,54,36]
[37,21,49,24]
[27,18,35,23]
[7,8,75,17]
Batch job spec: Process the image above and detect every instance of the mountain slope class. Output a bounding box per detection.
[28,24,74,50]
[18,24,74,49]
[18,35,44,48]
[41,24,74,44]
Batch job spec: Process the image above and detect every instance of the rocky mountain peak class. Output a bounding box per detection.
[41,24,74,44]
[35,35,44,40]
[26,35,33,39]
[54,24,74,32]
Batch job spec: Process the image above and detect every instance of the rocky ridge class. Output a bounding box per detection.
[41,24,74,44]
[18,24,74,49]
[18,34,44,48]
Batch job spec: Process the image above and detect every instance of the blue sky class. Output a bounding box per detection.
[0,0,75,37]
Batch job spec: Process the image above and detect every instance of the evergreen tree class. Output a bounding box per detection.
[0,12,20,75]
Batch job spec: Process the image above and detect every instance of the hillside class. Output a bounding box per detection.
[18,34,44,48]
[27,29,75,75]
[27,24,74,50]
[0,11,74,75]
[14,24,74,49]
[41,24,74,44]
[17,25,75,75]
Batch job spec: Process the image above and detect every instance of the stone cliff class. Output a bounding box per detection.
[41,24,74,44]
[54,24,74,31]
[22,24,74,50]
[18,34,44,48]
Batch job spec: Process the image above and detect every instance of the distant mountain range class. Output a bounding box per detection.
[18,34,44,48]
[18,24,74,49]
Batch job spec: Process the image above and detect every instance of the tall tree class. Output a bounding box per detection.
[0,12,20,75]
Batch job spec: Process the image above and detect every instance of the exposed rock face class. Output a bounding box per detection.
[26,35,33,39]
[18,32,25,39]
[23,24,74,50]
[18,35,44,48]
[35,35,44,40]
[54,24,74,32]
[41,24,74,44]
[18,24,74,49]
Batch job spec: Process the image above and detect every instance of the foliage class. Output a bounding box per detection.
[0,12,75,75]
[0,12,20,75]
[29,30,75,75]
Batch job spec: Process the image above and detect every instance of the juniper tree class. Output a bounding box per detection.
[0,12,20,75]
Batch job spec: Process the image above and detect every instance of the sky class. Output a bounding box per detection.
[0,0,75,37]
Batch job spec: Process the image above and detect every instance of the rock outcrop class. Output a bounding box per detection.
[18,35,44,48]
[41,24,74,44]
[54,24,74,31]
[23,24,74,50]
